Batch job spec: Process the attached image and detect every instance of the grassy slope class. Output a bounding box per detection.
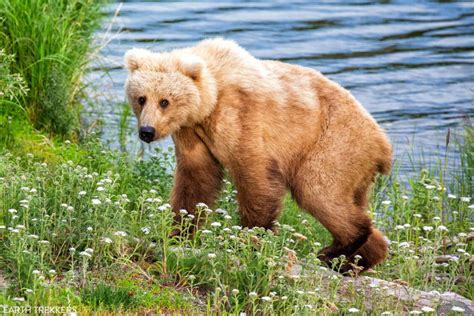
[0,123,472,314]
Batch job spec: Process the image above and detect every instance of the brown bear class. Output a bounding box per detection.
[124,38,392,273]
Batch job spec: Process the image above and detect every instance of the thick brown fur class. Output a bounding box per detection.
[124,38,393,272]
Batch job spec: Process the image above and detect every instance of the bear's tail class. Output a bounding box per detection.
[376,138,393,176]
[376,158,392,176]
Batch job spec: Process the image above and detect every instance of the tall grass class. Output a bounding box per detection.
[0,0,105,137]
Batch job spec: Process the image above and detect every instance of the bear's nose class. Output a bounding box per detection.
[139,126,155,143]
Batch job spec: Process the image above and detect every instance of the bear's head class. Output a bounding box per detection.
[124,48,217,143]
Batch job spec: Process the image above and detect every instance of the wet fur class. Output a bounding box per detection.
[125,38,393,272]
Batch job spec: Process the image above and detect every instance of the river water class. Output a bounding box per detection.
[86,1,474,175]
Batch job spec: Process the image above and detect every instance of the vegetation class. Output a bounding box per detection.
[0,0,105,136]
[0,1,471,314]
[0,121,472,314]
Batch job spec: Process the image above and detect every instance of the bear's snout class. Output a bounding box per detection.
[139,126,155,143]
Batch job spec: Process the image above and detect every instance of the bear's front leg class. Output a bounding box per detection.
[232,159,287,230]
[170,128,223,224]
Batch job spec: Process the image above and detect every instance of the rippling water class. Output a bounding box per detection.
[86,1,474,174]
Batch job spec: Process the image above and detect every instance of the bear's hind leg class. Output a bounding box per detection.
[291,178,388,273]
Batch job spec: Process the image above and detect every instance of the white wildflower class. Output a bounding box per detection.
[78,191,86,196]
[232,289,239,295]
[32,270,41,275]
[101,237,113,244]
[79,251,92,258]
[232,225,242,231]
[208,253,217,259]
[423,226,433,232]
[409,311,422,315]
[381,200,391,205]
[113,231,127,237]
[347,307,360,313]
[224,215,232,220]
[13,297,25,302]
[451,306,465,312]
[460,197,471,202]
[402,195,409,200]
[437,225,448,232]
[399,242,410,248]
[48,269,56,274]
[211,222,221,228]
[158,204,171,211]
[86,226,93,232]
[448,194,457,199]
[421,306,435,313]
[8,209,17,214]
[249,292,258,298]
[141,227,150,235]
[261,296,271,302]
[424,184,435,190]
[91,199,101,205]
[179,209,188,215]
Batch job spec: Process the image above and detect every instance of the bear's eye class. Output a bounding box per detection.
[138,96,146,106]
[159,99,169,109]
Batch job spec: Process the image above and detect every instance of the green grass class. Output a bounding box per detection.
[0,124,472,314]
[0,0,105,137]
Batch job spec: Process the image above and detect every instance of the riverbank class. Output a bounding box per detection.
[0,117,472,314]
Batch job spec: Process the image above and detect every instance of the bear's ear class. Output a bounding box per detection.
[124,48,154,72]
[179,55,204,80]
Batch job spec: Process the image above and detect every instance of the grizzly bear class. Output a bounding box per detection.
[124,38,392,273]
